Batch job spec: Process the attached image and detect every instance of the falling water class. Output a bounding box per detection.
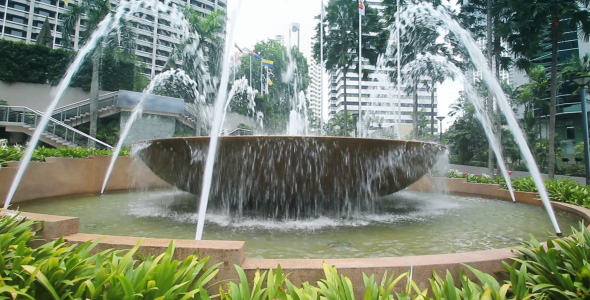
[101,102,144,194]
[221,77,257,133]
[284,42,308,135]
[195,0,243,240]
[400,3,560,233]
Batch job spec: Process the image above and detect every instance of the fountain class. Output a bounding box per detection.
[133,136,444,219]
[3,0,584,288]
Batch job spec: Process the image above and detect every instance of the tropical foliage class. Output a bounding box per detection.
[60,0,136,144]
[0,140,129,166]
[0,40,140,91]
[5,211,590,300]
[313,0,387,136]
[234,39,310,133]
[0,214,219,299]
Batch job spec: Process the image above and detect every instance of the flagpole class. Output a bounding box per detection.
[249,54,252,88]
[260,57,263,94]
[52,2,59,49]
[320,0,324,136]
[396,0,402,139]
[1,0,9,39]
[358,9,362,137]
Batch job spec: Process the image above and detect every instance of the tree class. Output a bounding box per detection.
[516,65,550,148]
[382,0,452,140]
[165,8,226,103]
[313,0,387,136]
[234,40,310,133]
[324,111,357,136]
[61,0,136,146]
[496,0,590,178]
[402,54,455,138]
[446,92,489,165]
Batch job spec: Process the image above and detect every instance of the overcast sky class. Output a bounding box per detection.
[226,0,461,129]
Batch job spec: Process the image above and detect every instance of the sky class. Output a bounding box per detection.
[226,0,462,130]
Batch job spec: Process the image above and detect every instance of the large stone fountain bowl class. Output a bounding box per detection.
[133,136,444,219]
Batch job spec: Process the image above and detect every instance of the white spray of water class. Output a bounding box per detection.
[3,0,143,209]
[101,102,144,194]
[195,0,243,240]
[401,3,560,233]
[221,77,257,134]
[402,53,515,202]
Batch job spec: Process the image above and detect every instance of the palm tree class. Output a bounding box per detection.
[313,0,387,136]
[61,0,136,146]
[166,7,226,100]
[496,0,590,178]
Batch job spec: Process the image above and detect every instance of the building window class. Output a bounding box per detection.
[38,0,56,5]
[8,14,26,24]
[35,8,55,18]
[8,28,25,37]
[10,3,28,11]
[567,126,575,140]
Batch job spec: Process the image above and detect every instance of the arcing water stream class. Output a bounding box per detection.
[399,3,560,233]
[195,0,244,240]
[2,0,165,209]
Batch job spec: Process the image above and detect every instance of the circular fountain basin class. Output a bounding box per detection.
[17,189,580,258]
[133,136,444,219]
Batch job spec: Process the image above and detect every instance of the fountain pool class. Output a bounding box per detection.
[17,189,579,259]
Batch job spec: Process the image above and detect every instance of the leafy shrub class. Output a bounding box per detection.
[0,143,129,166]
[0,214,219,299]
[4,214,590,300]
[511,224,590,299]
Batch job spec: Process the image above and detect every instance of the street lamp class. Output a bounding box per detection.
[571,75,590,185]
[436,116,445,144]
[290,23,300,49]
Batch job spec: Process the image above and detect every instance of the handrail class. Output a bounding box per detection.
[51,92,119,122]
[53,91,118,112]
[0,105,113,149]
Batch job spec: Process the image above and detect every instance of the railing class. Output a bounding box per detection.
[183,103,200,123]
[0,105,113,149]
[51,92,119,122]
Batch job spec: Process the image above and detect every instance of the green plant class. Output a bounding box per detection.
[511,224,590,299]
[0,146,129,166]
[220,265,288,300]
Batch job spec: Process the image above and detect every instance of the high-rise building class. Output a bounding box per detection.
[509,19,590,159]
[307,60,322,122]
[326,0,437,138]
[0,0,226,78]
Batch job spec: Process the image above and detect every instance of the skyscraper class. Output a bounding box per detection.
[0,0,226,78]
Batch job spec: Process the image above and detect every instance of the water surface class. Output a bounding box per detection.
[18,190,579,258]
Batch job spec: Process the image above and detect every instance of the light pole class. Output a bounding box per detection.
[436,116,445,144]
[572,75,590,185]
[291,23,300,49]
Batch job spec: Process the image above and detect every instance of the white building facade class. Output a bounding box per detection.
[0,0,226,78]
[326,0,438,138]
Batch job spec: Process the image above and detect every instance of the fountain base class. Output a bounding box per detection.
[133,136,444,219]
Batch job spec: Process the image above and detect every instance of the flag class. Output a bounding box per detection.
[250,51,262,60]
[63,0,69,5]
[358,0,365,16]
[262,59,274,68]
[268,79,273,86]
